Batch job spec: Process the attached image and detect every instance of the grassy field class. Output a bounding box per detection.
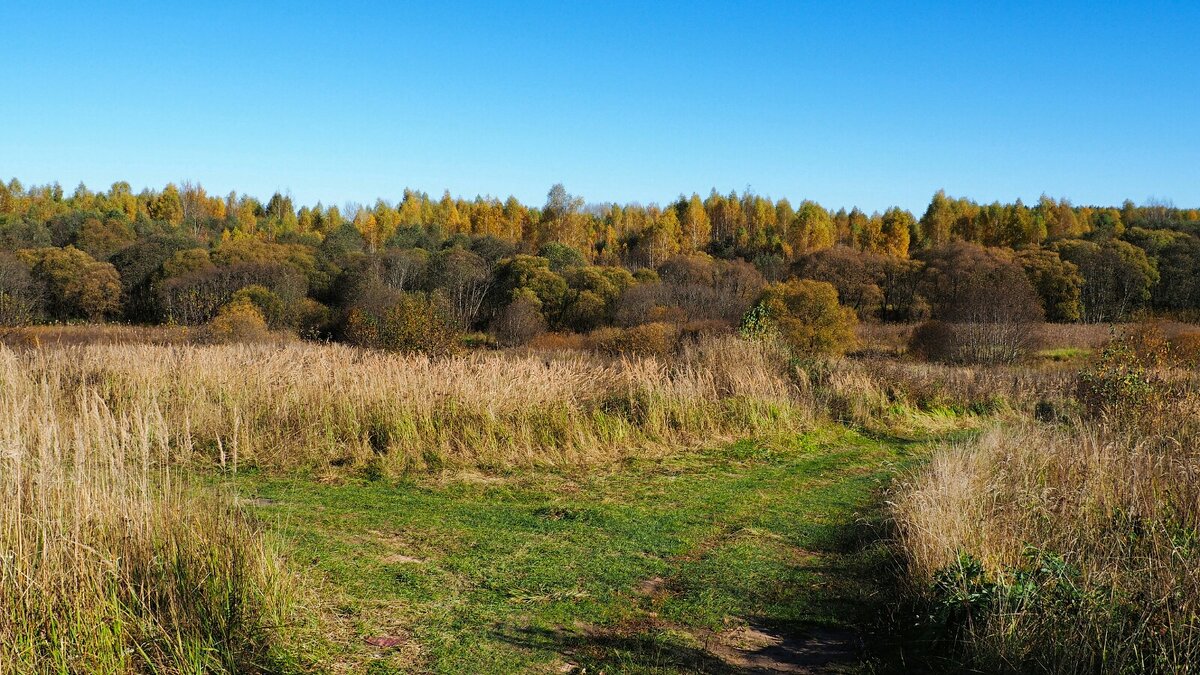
[235,427,924,673]
[10,324,1199,672]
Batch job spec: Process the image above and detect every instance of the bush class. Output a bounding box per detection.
[344,292,462,355]
[906,320,954,361]
[206,299,270,343]
[491,291,547,347]
[0,291,38,327]
[20,246,122,321]
[229,284,287,328]
[909,319,1045,365]
[1076,332,1166,421]
[745,279,857,357]
[678,319,732,343]
[526,332,587,351]
[293,297,332,339]
[589,322,679,357]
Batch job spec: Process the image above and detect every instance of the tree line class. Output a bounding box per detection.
[0,178,1196,350]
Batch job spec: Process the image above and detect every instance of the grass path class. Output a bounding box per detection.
[238,427,923,673]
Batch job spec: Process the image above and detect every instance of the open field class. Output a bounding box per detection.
[3,324,1199,673]
[0,335,848,673]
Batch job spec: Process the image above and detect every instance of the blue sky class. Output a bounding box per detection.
[2,1,1198,213]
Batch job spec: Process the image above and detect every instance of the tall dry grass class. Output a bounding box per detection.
[0,324,197,348]
[796,356,1080,436]
[893,380,1200,671]
[7,335,806,476]
[0,350,300,674]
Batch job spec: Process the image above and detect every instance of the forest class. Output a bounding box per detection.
[1,179,1196,354]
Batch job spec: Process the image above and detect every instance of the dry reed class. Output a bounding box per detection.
[3,335,806,476]
[893,386,1200,671]
[0,349,300,674]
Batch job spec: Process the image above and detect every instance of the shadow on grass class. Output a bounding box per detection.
[492,623,747,673]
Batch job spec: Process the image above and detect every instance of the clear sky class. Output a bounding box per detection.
[3,1,1198,214]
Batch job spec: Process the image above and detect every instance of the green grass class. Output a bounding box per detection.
[1037,346,1092,362]
[236,427,922,673]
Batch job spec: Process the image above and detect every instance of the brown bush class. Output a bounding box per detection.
[206,300,271,344]
[906,320,954,362]
[491,293,547,347]
[908,319,1045,365]
[678,319,733,343]
[344,292,462,356]
[293,298,332,338]
[589,322,680,357]
[526,332,587,352]
[646,304,687,324]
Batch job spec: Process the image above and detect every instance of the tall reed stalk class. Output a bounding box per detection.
[0,350,299,674]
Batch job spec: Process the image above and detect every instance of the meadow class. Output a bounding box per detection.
[3,322,1199,673]
[0,333,822,673]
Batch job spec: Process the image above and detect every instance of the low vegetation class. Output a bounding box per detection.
[240,428,914,672]
[893,325,1200,671]
[0,350,301,673]
[2,336,804,478]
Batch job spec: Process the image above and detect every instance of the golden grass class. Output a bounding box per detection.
[0,324,197,347]
[0,351,300,674]
[798,356,1080,438]
[892,384,1200,671]
[5,335,806,477]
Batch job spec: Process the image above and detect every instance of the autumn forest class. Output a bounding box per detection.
[0,179,1194,354]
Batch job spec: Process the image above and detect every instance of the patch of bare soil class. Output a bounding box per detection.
[635,576,667,597]
[705,621,861,673]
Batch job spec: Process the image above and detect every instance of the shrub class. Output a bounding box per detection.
[229,284,287,328]
[622,322,679,357]
[491,291,547,347]
[589,322,679,357]
[293,297,332,339]
[678,319,732,343]
[561,289,607,332]
[586,326,623,353]
[206,299,271,343]
[906,320,954,362]
[0,291,37,327]
[526,331,587,351]
[19,246,122,321]
[0,252,39,326]
[1076,324,1169,421]
[745,279,857,357]
[908,319,1045,365]
[344,292,462,356]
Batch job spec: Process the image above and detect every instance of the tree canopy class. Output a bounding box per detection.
[1,178,1197,350]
